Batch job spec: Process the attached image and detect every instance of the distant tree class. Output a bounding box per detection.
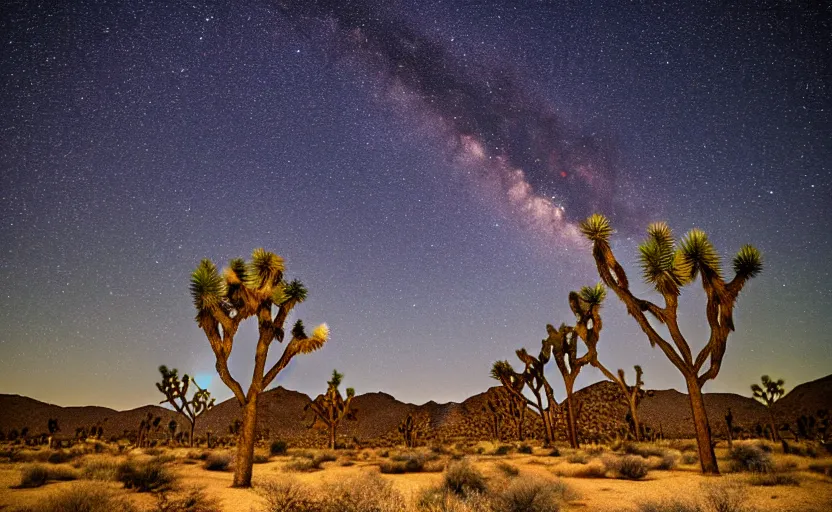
[156,365,215,447]
[229,419,242,436]
[725,408,734,450]
[399,414,417,448]
[168,420,177,443]
[305,369,356,450]
[580,214,762,474]
[190,249,329,487]
[751,375,785,442]
[491,341,558,446]
[137,413,153,448]
[8,429,19,441]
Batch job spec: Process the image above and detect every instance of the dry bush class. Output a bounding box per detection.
[565,452,588,464]
[649,450,680,470]
[492,477,565,512]
[495,461,519,477]
[155,486,223,512]
[283,452,337,472]
[611,455,649,480]
[444,459,487,497]
[254,452,271,464]
[203,451,233,471]
[80,456,121,481]
[555,459,606,478]
[517,444,533,455]
[258,473,406,512]
[270,440,288,456]
[417,487,491,512]
[117,457,177,492]
[623,442,667,458]
[258,478,319,512]
[701,478,756,512]
[492,445,513,456]
[18,464,78,488]
[728,443,773,473]
[681,452,698,465]
[15,483,139,512]
[637,500,701,512]
[747,471,800,486]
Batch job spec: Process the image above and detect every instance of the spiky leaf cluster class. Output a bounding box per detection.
[579,213,613,242]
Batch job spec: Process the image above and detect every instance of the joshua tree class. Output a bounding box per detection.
[751,375,785,442]
[725,408,734,450]
[156,365,215,448]
[484,387,526,442]
[544,283,607,448]
[47,419,59,449]
[580,214,762,474]
[491,342,558,446]
[190,249,329,487]
[168,420,178,443]
[399,414,417,448]
[305,370,356,450]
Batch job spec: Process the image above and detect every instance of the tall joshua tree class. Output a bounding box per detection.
[546,283,607,448]
[751,375,785,442]
[580,214,762,474]
[305,369,356,449]
[491,340,558,446]
[156,365,215,447]
[190,248,329,487]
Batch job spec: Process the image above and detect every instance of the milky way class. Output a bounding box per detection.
[279,0,629,242]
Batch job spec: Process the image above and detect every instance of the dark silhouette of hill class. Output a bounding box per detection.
[2,374,829,446]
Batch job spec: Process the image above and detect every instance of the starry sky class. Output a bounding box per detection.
[1,0,830,411]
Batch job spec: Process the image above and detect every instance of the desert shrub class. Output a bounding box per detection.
[495,461,519,477]
[517,444,533,455]
[47,450,75,464]
[443,460,487,497]
[258,478,318,512]
[729,443,773,473]
[283,452,336,472]
[20,483,138,512]
[612,455,649,480]
[144,447,164,456]
[155,487,223,512]
[808,463,832,477]
[253,453,271,464]
[417,487,491,512]
[651,451,680,470]
[270,440,288,456]
[19,465,51,488]
[548,448,561,457]
[81,457,121,481]
[566,452,588,464]
[584,445,606,456]
[203,452,232,471]
[186,450,208,461]
[701,479,752,512]
[493,478,564,512]
[493,445,513,456]
[316,451,338,464]
[747,471,800,486]
[117,458,176,492]
[340,460,355,467]
[283,458,317,472]
[567,460,606,478]
[681,453,698,465]
[18,464,78,488]
[321,473,408,512]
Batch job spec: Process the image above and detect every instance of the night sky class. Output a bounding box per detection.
[1,0,830,411]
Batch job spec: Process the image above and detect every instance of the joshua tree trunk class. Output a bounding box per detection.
[234,396,258,487]
[329,424,336,450]
[628,396,642,442]
[686,376,719,474]
[189,421,196,449]
[534,395,552,446]
[564,380,579,448]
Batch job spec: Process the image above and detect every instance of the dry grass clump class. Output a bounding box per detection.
[623,442,667,458]
[14,483,139,512]
[283,451,338,472]
[491,477,565,512]
[203,451,233,471]
[565,451,588,464]
[80,456,121,481]
[638,479,757,512]
[270,440,288,456]
[380,451,444,474]
[443,459,488,497]
[495,461,519,477]
[747,471,800,486]
[492,445,513,456]
[117,457,177,492]
[554,459,607,478]
[17,464,78,488]
[808,462,832,477]
[609,455,649,480]
[728,443,773,473]
[155,486,223,512]
[259,473,406,512]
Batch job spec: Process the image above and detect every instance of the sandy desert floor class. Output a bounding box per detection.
[1,441,830,511]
